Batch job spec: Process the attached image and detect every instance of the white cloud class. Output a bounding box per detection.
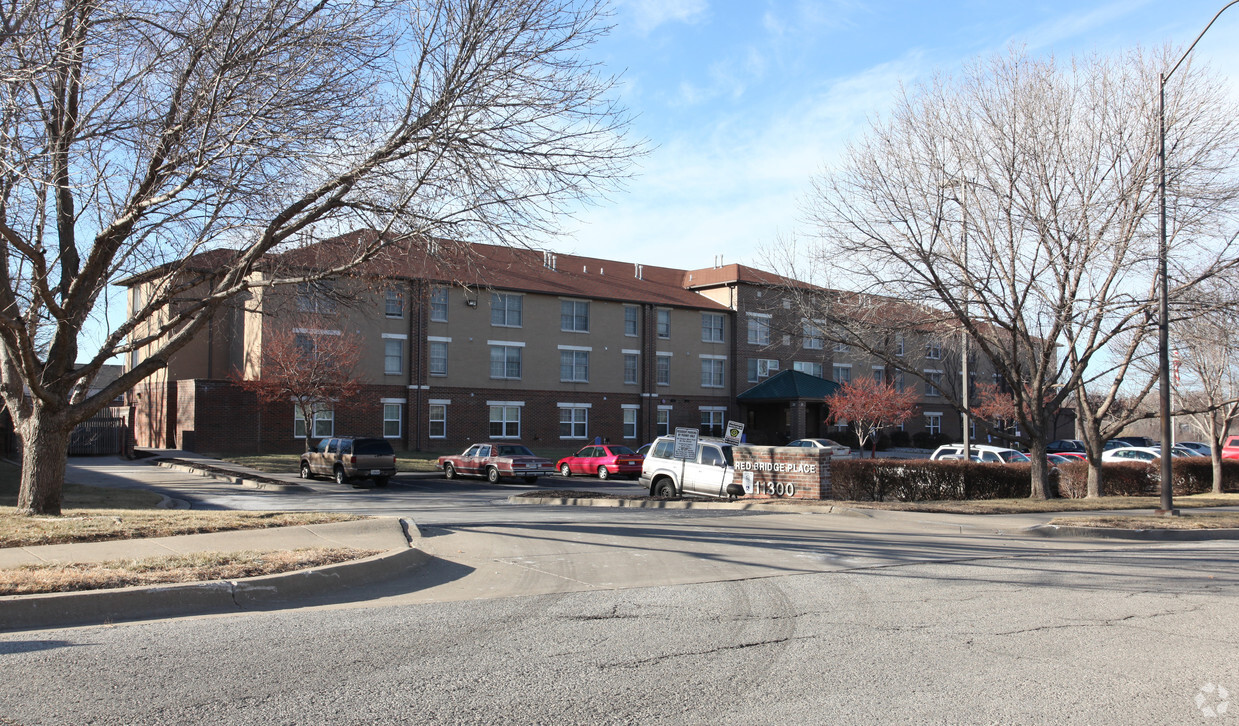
[625,0,709,34]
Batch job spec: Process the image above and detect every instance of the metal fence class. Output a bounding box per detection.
[68,417,127,455]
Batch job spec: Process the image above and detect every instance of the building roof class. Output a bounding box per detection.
[681,262,806,290]
[736,369,842,401]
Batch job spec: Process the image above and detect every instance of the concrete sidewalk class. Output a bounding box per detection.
[0,518,427,632]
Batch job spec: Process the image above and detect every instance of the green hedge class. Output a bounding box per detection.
[1052,459,1239,498]
[831,459,1034,501]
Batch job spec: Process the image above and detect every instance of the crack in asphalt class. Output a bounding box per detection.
[597,635,813,670]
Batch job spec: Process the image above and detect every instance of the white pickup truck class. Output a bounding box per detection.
[640,435,746,499]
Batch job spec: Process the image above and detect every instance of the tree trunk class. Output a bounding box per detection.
[1085,453,1103,498]
[1027,437,1052,499]
[16,408,74,516]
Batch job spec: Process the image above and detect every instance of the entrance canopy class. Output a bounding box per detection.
[737,369,842,402]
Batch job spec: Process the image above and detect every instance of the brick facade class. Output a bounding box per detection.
[731,446,831,499]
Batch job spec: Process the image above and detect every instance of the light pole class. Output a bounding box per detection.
[1158,1,1238,514]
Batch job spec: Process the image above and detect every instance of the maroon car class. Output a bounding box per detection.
[437,443,554,483]
[556,444,644,480]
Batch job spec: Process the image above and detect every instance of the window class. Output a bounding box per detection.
[833,339,850,353]
[833,364,851,384]
[872,367,884,382]
[560,349,590,382]
[429,340,448,376]
[624,306,639,337]
[749,358,779,381]
[384,338,404,375]
[489,404,521,438]
[747,313,771,345]
[656,309,671,339]
[803,320,823,350]
[702,312,725,343]
[294,405,334,439]
[894,370,906,393]
[561,299,589,332]
[656,353,671,386]
[559,404,588,439]
[383,403,402,438]
[623,352,639,385]
[925,370,943,397]
[427,404,447,438]
[489,344,522,379]
[430,286,449,322]
[701,357,724,388]
[622,406,638,439]
[925,339,942,360]
[384,288,404,318]
[700,408,725,436]
[490,293,522,327]
[925,413,942,436]
[895,334,905,357]
[294,333,315,358]
[657,407,671,436]
[793,361,823,377]
[295,281,336,314]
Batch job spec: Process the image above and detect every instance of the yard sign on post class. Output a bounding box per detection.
[724,421,745,445]
[673,427,700,460]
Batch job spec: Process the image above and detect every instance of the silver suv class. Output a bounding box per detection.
[640,435,744,499]
[300,437,397,487]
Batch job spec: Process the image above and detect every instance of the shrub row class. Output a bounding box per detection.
[1055,459,1239,498]
[831,459,1035,502]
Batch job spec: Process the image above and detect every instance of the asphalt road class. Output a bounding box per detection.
[2,539,1235,724]
[3,456,1233,723]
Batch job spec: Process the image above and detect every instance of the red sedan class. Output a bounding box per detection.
[556,444,644,480]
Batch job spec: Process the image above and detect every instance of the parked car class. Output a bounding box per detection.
[1101,446,1189,463]
[786,438,852,457]
[557,444,644,480]
[1047,439,1086,454]
[1113,436,1157,448]
[300,437,397,488]
[1176,441,1212,457]
[1046,453,1073,466]
[930,444,1030,463]
[437,443,554,483]
[640,435,744,499]
[1054,452,1087,461]
[1224,436,1239,461]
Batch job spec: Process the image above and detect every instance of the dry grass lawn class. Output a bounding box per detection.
[1049,511,1239,529]
[0,547,381,595]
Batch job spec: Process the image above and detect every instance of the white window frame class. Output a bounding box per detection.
[428,399,449,439]
[383,334,406,375]
[558,403,590,440]
[656,352,672,386]
[622,404,639,439]
[925,412,943,436]
[793,361,823,378]
[381,398,404,439]
[624,305,639,337]
[294,404,334,439]
[428,337,449,376]
[656,308,671,339]
[656,405,672,437]
[490,292,523,328]
[700,354,725,388]
[803,319,824,350]
[489,341,525,380]
[559,346,591,383]
[488,401,523,439]
[925,340,942,360]
[623,350,639,385]
[700,406,726,434]
[560,298,590,333]
[702,312,725,343]
[747,313,771,345]
[429,286,449,322]
[385,288,404,318]
[833,363,852,384]
[924,369,943,397]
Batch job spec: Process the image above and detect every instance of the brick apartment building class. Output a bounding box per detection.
[122,232,1063,454]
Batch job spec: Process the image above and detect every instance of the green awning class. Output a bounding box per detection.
[737,369,842,401]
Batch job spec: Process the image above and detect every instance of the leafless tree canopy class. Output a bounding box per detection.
[800,48,1239,498]
[0,0,639,514]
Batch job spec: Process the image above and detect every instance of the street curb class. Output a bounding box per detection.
[1024,524,1239,541]
[151,459,309,493]
[0,545,431,632]
[508,495,873,517]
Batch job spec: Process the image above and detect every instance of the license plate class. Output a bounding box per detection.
[370,469,381,475]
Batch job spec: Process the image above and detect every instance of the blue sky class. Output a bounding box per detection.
[548,0,1239,272]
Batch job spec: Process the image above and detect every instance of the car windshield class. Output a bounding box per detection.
[354,439,394,455]
[999,451,1030,462]
[608,445,636,455]
[496,445,534,456]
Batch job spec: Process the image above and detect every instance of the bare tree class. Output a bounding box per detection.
[800,48,1239,499]
[235,321,364,453]
[0,0,639,515]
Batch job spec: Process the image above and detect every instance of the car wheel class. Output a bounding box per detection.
[444,463,456,479]
[560,463,571,477]
[597,466,609,480]
[486,466,500,484]
[334,467,347,486]
[654,479,677,498]
[300,462,312,479]
[524,476,538,484]
[374,477,389,488]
